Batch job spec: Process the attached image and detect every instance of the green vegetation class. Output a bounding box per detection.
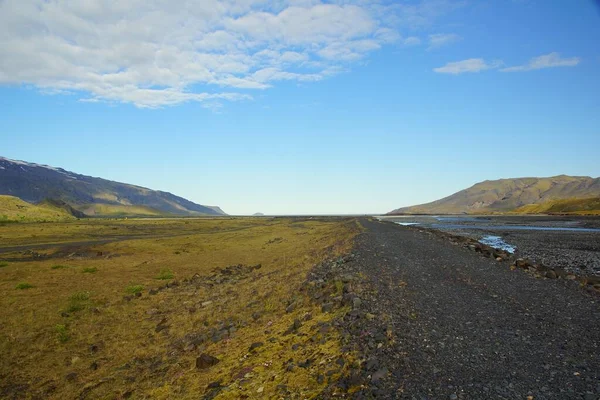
[82,267,98,273]
[55,324,70,343]
[15,282,34,290]
[0,262,8,268]
[51,264,70,270]
[0,195,76,222]
[155,269,175,280]
[514,197,600,215]
[125,284,144,294]
[65,291,92,313]
[77,203,170,217]
[0,217,359,399]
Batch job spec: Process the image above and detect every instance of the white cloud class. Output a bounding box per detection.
[433,58,501,74]
[428,33,461,49]
[0,0,463,108]
[500,52,581,72]
[403,36,422,46]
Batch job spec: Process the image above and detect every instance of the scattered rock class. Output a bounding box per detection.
[545,270,558,279]
[285,302,296,313]
[371,368,388,382]
[65,372,78,382]
[249,342,264,352]
[196,354,220,370]
[321,303,334,313]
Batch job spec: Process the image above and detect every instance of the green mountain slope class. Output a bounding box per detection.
[0,156,226,217]
[514,197,600,215]
[388,175,600,215]
[0,195,77,222]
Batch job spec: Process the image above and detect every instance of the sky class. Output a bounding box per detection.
[1,0,599,215]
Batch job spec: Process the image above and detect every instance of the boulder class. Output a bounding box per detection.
[196,354,220,369]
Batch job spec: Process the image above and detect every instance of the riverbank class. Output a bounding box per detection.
[380,215,600,277]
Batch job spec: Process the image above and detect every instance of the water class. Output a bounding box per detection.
[479,235,516,253]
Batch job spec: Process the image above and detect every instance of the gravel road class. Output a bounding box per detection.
[339,218,600,399]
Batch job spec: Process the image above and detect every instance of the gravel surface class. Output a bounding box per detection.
[381,216,600,276]
[338,218,600,399]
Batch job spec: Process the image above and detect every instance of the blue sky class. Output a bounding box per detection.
[1,0,599,215]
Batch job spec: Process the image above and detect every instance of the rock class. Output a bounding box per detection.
[545,270,558,279]
[202,301,213,307]
[61,312,70,318]
[516,258,530,268]
[196,354,220,369]
[371,368,388,382]
[134,292,142,298]
[65,372,78,382]
[321,303,334,313]
[155,324,169,333]
[148,289,158,295]
[249,342,264,352]
[207,381,221,389]
[565,274,577,280]
[184,343,195,352]
[352,297,362,309]
[495,257,503,262]
[365,313,376,321]
[285,302,296,313]
[449,394,458,400]
[257,386,264,393]
[146,308,159,315]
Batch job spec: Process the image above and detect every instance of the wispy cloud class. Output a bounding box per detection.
[500,52,581,72]
[0,0,460,108]
[428,33,461,49]
[433,58,500,74]
[435,52,581,75]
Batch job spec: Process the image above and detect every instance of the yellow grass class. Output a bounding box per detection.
[0,217,360,399]
[0,195,75,222]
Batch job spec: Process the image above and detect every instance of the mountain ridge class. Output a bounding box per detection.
[388,175,600,215]
[0,156,226,217]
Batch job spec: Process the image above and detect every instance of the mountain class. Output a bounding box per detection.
[0,195,78,222]
[206,206,227,215]
[0,156,226,217]
[388,175,600,215]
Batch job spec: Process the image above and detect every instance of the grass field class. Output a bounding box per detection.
[0,217,361,399]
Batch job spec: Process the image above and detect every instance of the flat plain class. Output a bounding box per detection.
[0,217,360,399]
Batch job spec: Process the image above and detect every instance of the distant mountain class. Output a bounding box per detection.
[206,206,227,216]
[388,175,600,215]
[252,212,265,216]
[0,156,226,217]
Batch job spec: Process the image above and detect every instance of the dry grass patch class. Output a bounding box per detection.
[0,217,360,399]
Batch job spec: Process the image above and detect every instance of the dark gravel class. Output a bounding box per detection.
[338,218,600,399]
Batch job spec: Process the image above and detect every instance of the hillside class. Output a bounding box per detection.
[388,175,600,215]
[0,157,226,217]
[514,197,600,215]
[0,195,77,222]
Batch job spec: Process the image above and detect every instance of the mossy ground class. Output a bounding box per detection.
[0,217,360,399]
